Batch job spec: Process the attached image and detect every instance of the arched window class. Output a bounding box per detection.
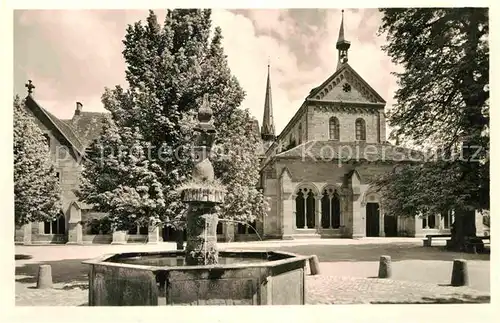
[442,210,454,229]
[329,117,339,140]
[295,187,316,229]
[355,118,366,141]
[237,220,257,234]
[422,215,437,229]
[321,188,341,229]
[298,123,302,144]
[44,212,65,234]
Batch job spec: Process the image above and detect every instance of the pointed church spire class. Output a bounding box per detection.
[261,62,275,141]
[336,9,351,70]
[338,9,345,42]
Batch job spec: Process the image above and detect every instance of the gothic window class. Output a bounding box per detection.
[428,215,436,229]
[237,220,257,234]
[321,188,341,229]
[422,215,437,229]
[298,123,302,144]
[127,224,148,235]
[355,118,366,141]
[43,212,65,234]
[295,187,316,229]
[329,117,340,140]
[295,190,305,229]
[442,210,454,229]
[306,191,315,228]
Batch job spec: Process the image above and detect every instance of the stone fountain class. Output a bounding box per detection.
[181,93,225,266]
[83,94,308,306]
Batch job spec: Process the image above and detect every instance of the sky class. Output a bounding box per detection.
[13,9,399,135]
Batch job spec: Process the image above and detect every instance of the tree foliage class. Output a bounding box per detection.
[14,96,62,226]
[79,10,267,230]
[379,8,489,148]
[375,8,489,245]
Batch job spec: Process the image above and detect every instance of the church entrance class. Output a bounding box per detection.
[384,214,398,237]
[366,203,380,237]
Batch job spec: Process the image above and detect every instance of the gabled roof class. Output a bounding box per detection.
[24,95,85,156]
[275,140,424,162]
[307,63,386,104]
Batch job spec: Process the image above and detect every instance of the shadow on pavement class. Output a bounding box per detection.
[372,294,490,304]
[16,258,89,285]
[258,244,490,262]
[15,254,33,260]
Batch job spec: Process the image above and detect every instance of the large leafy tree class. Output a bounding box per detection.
[14,96,62,227]
[79,10,267,237]
[375,8,489,250]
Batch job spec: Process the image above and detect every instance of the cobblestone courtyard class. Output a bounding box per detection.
[15,239,490,305]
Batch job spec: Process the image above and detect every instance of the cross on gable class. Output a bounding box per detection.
[25,80,35,95]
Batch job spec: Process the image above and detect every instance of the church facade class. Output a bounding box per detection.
[254,13,484,240]
[15,13,484,245]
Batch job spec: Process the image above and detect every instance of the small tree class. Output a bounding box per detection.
[79,117,165,231]
[14,96,62,227]
[214,108,268,226]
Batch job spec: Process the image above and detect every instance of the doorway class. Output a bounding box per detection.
[384,214,398,237]
[366,203,380,237]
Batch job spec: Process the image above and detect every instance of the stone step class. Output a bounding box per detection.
[291,234,322,239]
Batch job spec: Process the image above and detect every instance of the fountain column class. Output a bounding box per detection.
[181,94,225,266]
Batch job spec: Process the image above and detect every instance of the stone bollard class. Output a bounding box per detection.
[378,255,392,279]
[451,259,469,286]
[36,264,53,289]
[309,255,320,275]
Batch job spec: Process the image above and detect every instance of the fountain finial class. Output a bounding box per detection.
[194,93,215,135]
[198,93,213,123]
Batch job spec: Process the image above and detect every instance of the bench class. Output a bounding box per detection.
[423,234,452,247]
[465,236,490,254]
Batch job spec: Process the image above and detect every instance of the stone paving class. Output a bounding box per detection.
[306,276,489,304]
[16,277,88,306]
[14,240,490,305]
[15,273,489,306]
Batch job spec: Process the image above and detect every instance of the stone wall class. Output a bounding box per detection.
[25,107,82,216]
[306,105,383,143]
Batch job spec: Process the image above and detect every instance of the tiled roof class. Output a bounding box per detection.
[64,112,110,146]
[275,140,425,163]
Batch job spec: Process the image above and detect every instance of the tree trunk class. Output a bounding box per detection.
[449,210,477,251]
[185,204,219,266]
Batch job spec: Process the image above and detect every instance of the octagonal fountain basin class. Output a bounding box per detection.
[83,250,309,306]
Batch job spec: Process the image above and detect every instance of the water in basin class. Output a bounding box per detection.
[109,254,270,267]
